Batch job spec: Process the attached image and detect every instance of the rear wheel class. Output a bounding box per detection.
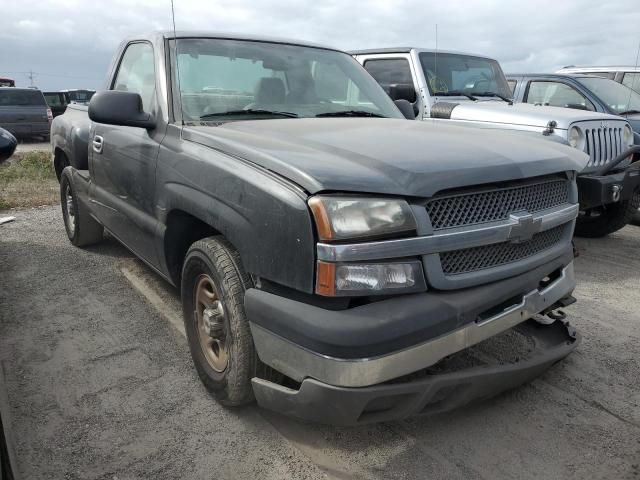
[60,169,103,247]
[575,192,640,237]
[181,237,256,406]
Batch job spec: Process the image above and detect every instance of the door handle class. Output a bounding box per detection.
[92,135,104,154]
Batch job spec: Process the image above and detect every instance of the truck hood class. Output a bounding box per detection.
[448,102,625,130]
[185,118,588,197]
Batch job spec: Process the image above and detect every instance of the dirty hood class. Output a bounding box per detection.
[449,101,626,130]
[184,118,588,197]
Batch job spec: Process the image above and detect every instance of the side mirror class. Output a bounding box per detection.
[394,99,416,120]
[0,127,17,164]
[389,83,417,103]
[89,91,156,129]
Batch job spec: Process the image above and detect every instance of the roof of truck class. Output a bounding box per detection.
[506,73,600,79]
[558,66,640,72]
[349,47,488,58]
[134,31,341,52]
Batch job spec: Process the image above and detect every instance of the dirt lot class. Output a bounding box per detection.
[1,205,639,480]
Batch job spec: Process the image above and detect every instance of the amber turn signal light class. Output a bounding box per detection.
[316,261,337,296]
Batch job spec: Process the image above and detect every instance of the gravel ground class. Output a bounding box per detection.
[1,205,639,480]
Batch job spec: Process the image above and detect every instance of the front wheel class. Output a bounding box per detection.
[575,192,640,238]
[181,237,256,406]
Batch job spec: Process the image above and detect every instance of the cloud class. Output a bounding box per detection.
[1,0,639,90]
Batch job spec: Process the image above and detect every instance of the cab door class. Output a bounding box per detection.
[89,41,163,265]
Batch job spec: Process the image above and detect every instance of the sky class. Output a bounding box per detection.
[1,0,639,90]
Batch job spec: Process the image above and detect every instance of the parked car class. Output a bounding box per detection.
[0,127,17,164]
[352,48,640,237]
[52,31,586,426]
[43,91,68,118]
[60,89,95,104]
[556,66,640,94]
[0,87,51,141]
[0,78,15,87]
[506,73,640,141]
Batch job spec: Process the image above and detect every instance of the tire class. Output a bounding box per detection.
[575,191,640,238]
[60,169,103,247]
[181,237,257,406]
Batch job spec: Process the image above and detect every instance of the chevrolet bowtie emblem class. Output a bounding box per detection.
[508,212,542,243]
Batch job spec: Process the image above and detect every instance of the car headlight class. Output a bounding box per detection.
[308,196,416,241]
[623,124,633,146]
[316,260,426,296]
[568,126,581,148]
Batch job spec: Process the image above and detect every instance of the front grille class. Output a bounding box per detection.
[584,127,624,167]
[426,177,570,230]
[440,224,567,275]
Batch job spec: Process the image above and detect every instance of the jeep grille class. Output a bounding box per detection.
[578,121,627,168]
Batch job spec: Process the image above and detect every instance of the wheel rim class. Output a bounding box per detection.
[64,183,75,232]
[194,274,229,373]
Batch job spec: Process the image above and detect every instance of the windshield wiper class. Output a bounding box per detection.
[200,109,298,119]
[619,109,640,116]
[433,91,478,101]
[316,110,386,118]
[473,92,513,104]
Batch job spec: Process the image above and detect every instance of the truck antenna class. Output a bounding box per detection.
[434,23,438,91]
[627,40,640,111]
[171,0,184,127]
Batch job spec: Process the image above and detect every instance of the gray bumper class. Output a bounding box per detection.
[252,320,580,426]
[249,263,575,388]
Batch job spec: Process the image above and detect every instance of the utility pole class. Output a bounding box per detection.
[27,70,36,87]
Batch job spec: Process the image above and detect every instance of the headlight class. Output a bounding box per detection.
[623,124,633,145]
[308,196,416,241]
[568,126,580,148]
[316,260,426,296]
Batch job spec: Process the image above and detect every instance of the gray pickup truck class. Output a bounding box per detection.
[353,48,640,237]
[52,31,586,425]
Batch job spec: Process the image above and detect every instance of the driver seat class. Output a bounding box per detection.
[254,77,286,105]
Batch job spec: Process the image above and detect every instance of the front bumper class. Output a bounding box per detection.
[247,259,575,388]
[578,148,640,209]
[252,320,579,426]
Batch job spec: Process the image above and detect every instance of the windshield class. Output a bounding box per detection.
[172,38,403,121]
[576,76,640,114]
[0,89,46,106]
[418,52,512,98]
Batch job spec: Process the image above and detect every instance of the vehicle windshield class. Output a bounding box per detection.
[172,38,403,121]
[576,76,640,115]
[44,92,65,106]
[418,52,512,98]
[0,89,45,106]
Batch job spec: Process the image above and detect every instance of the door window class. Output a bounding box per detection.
[525,81,594,111]
[363,58,414,95]
[622,73,640,93]
[112,42,156,112]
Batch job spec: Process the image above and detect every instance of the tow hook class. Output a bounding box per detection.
[546,309,567,321]
[533,295,575,325]
[611,184,622,203]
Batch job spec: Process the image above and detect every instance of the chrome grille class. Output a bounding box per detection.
[440,224,567,275]
[426,177,570,230]
[584,126,624,167]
